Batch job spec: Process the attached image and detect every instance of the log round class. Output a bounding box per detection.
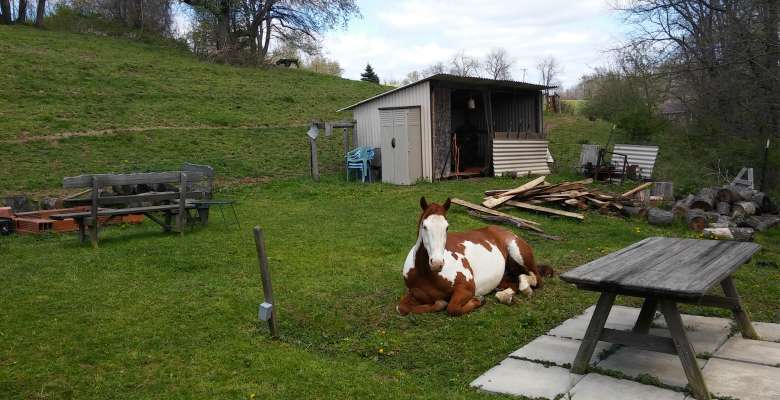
[716,201,731,215]
[732,201,758,218]
[691,188,717,211]
[648,208,675,225]
[687,209,709,231]
[622,206,647,218]
[751,192,777,214]
[716,186,741,203]
[672,194,695,217]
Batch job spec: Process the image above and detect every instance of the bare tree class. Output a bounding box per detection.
[34,0,45,26]
[483,47,513,80]
[449,50,480,77]
[400,70,421,85]
[536,55,562,95]
[1,0,12,24]
[183,0,359,64]
[422,61,446,77]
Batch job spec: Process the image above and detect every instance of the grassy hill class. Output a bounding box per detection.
[0,25,385,195]
[0,26,383,138]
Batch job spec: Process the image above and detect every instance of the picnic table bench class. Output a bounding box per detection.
[52,163,216,247]
[561,237,761,400]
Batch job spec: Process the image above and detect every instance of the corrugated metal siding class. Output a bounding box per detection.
[352,81,432,180]
[493,139,551,176]
[612,144,659,179]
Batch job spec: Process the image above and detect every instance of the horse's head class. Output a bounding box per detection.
[418,196,451,273]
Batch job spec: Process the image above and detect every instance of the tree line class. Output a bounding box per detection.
[1,0,46,26]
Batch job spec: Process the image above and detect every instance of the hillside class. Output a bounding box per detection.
[0,26,385,194]
[0,26,383,139]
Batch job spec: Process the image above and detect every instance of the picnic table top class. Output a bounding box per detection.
[560,236,761,299]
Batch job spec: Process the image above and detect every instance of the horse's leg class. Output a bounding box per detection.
[507,237,544,288]
[397,292,447,315]
[446,286,482,317]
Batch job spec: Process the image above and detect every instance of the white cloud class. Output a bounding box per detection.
[322,0,623,87]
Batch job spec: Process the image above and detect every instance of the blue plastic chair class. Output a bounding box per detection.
[346,146,375,182]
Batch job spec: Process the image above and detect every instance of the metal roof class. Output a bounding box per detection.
[337,74,555,112]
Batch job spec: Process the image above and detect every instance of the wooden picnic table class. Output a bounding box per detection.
[560,237,761,400]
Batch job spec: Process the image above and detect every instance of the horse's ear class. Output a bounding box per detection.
[443,197,451,211]
[420,196,428,210]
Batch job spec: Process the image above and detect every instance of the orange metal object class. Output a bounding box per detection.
[13,207,144,235]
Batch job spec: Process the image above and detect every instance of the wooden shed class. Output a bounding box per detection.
[338,74,553,185]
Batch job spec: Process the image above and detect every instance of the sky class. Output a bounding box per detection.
[319,0,629,88]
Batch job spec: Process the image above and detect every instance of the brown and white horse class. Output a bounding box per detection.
[398,197,552,317]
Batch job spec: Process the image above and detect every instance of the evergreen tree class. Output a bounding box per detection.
[360,63,380,84]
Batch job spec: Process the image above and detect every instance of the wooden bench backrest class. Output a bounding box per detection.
[181,163,214,200]
[63,171,204,189]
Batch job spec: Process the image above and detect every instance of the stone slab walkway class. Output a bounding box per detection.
[471,305,780,400]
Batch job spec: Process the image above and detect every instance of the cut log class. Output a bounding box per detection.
[741,215,780,232]
[716,186,741,203]
[732,201,758,218]
[620,182,654,199]
[703,227,755,242]
[482,176,546,208]
[465,211,561,241]
[672,194,695,217]
[647,208,675,225]
[716,201,731,215]
[690,187,717,211]
[737,188,756,201]
[504,201,585,220]
[687,209,712,231]
[750,192,777,214]
[622,206,647,218]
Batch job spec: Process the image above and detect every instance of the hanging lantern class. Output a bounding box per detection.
[467,97,476,110]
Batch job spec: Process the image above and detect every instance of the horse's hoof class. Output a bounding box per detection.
[434,300,448,310]
[495,288,515,305]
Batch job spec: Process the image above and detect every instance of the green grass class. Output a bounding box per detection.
[0,26,383,139]
[2,176,779,400]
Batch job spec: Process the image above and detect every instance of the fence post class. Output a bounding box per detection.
[253,226,279,338]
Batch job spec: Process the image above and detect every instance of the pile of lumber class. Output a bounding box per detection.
[669,185,780,241]
[451,177,653,240]
[481,176,650,217]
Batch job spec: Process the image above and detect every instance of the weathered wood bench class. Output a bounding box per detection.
[52,163,215,247]
[561,237,761,400]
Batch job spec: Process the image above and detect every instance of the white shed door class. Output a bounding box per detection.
[380,107,422,185]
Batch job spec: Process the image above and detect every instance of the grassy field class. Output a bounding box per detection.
[3,176,779,400]
[0,26,383,140]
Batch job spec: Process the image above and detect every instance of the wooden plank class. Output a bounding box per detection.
[482,176,546,208]
[90,177,99,248]
[451,198,543,233]
[599,328,677,355]
[504,200,584,220]
[571,292,615,374]
[466,211,561,241]
[63,171,205,188]
[620,182,654,199]
[50,204,182,219]
[660,300,711,400]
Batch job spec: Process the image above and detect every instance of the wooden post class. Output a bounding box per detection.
[343,127,350,179]
[178,172,186,235]
[90,177,99,248]
[309,136,320,182]
[253,226,279,338]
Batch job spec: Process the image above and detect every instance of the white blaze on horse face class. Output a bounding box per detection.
[420,214,448,272]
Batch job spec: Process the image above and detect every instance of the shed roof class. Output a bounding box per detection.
[337,74,555,112]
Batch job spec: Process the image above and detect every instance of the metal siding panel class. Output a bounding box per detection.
[352,81,432,181]
[492,139,551,176]
[612,144,659,179]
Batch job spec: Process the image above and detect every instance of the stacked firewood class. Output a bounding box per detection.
[670,186,779,241]
[480,176,651,217]
[450,177,654,241]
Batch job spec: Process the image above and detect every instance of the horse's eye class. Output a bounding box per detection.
[423,226,427,230]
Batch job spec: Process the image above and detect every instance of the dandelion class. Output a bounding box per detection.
[378,348,384,354]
